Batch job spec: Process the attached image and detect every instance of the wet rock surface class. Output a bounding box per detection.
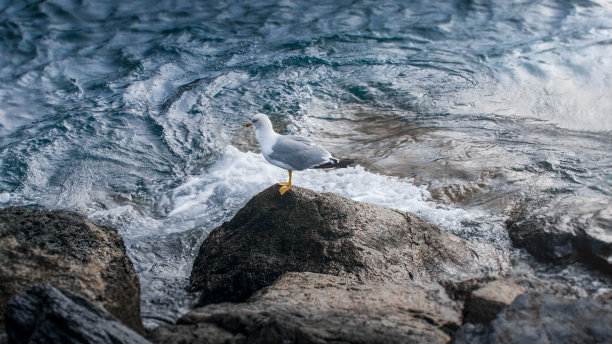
[452,293,612,344]
[5,284,150,344]
[0,207,143,333]
[189,185,509,305]
[506,196,612,274]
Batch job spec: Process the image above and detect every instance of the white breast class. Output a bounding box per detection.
[255,129,277,160]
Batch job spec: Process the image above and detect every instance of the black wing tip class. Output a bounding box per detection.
[312,158,355,169]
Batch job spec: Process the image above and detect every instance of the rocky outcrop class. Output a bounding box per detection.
[462,279,527,324]
[444,275,587,325]
[153,185,517,343]
[0,207,143,333]
[149,185,612,343]
[5,284,150,344]
[506,196,612,274]
[153,271,462,344]
[452,293,612,344]
[189,185,509,305]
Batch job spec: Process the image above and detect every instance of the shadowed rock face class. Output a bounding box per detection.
[5,284,149,344]
[443,276,587,326]
[461,279,527,324]
[452,293,612,344]
[189,185,509,306]
[0,207,143,333]
[506,197,612,275]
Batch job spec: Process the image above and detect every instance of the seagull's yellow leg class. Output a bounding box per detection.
[279,170,292,195]
[278,170,291,186]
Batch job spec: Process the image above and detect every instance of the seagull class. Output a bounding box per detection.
[244,113,353,195]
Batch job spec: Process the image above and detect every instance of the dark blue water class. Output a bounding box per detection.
[1,0,611,327]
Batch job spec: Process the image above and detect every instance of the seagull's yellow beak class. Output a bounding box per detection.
[244,123,252,127]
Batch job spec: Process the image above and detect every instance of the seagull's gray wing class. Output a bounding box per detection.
[284,135,315,146]
[268,135,330,170]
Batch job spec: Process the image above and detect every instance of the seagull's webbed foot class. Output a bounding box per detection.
[278,170,292,195]
[279,184,292,195]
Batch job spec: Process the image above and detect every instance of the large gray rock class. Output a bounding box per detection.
[5,284,149,344]
[189,185,509,305]
[452,293,612,344]
[506,196,612,274]
[0,207,143,333]
[152,272,461,344]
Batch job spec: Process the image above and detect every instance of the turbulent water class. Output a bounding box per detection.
[1,0,611,327]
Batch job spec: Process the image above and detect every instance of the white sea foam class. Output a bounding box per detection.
[168,145,509,246]
[0,192,10,203]
[90,204,166,238]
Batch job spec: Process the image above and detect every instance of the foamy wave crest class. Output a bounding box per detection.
[168,145,509,246]
[0,192,10,203]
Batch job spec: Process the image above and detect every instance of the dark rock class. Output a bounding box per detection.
[506,197,612,274]
[444,276,587,325]
[452,293,612,344]
[596,291,612,304]
[5,284,150,344]
[189,185,509,305]
[463,279,527,324]
[152,272,462,344]
[0,207,143,333]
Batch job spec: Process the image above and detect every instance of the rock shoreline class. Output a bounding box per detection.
[506,196,612,275]
[0,207,144,334]
[1,186,611,343]
[188,186,510,307]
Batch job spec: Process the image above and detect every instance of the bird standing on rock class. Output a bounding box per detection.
[244,113,353,195]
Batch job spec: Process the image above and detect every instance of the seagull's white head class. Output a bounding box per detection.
[244,113,273,132]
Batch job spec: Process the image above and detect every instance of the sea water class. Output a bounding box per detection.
[1,0,610,327]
